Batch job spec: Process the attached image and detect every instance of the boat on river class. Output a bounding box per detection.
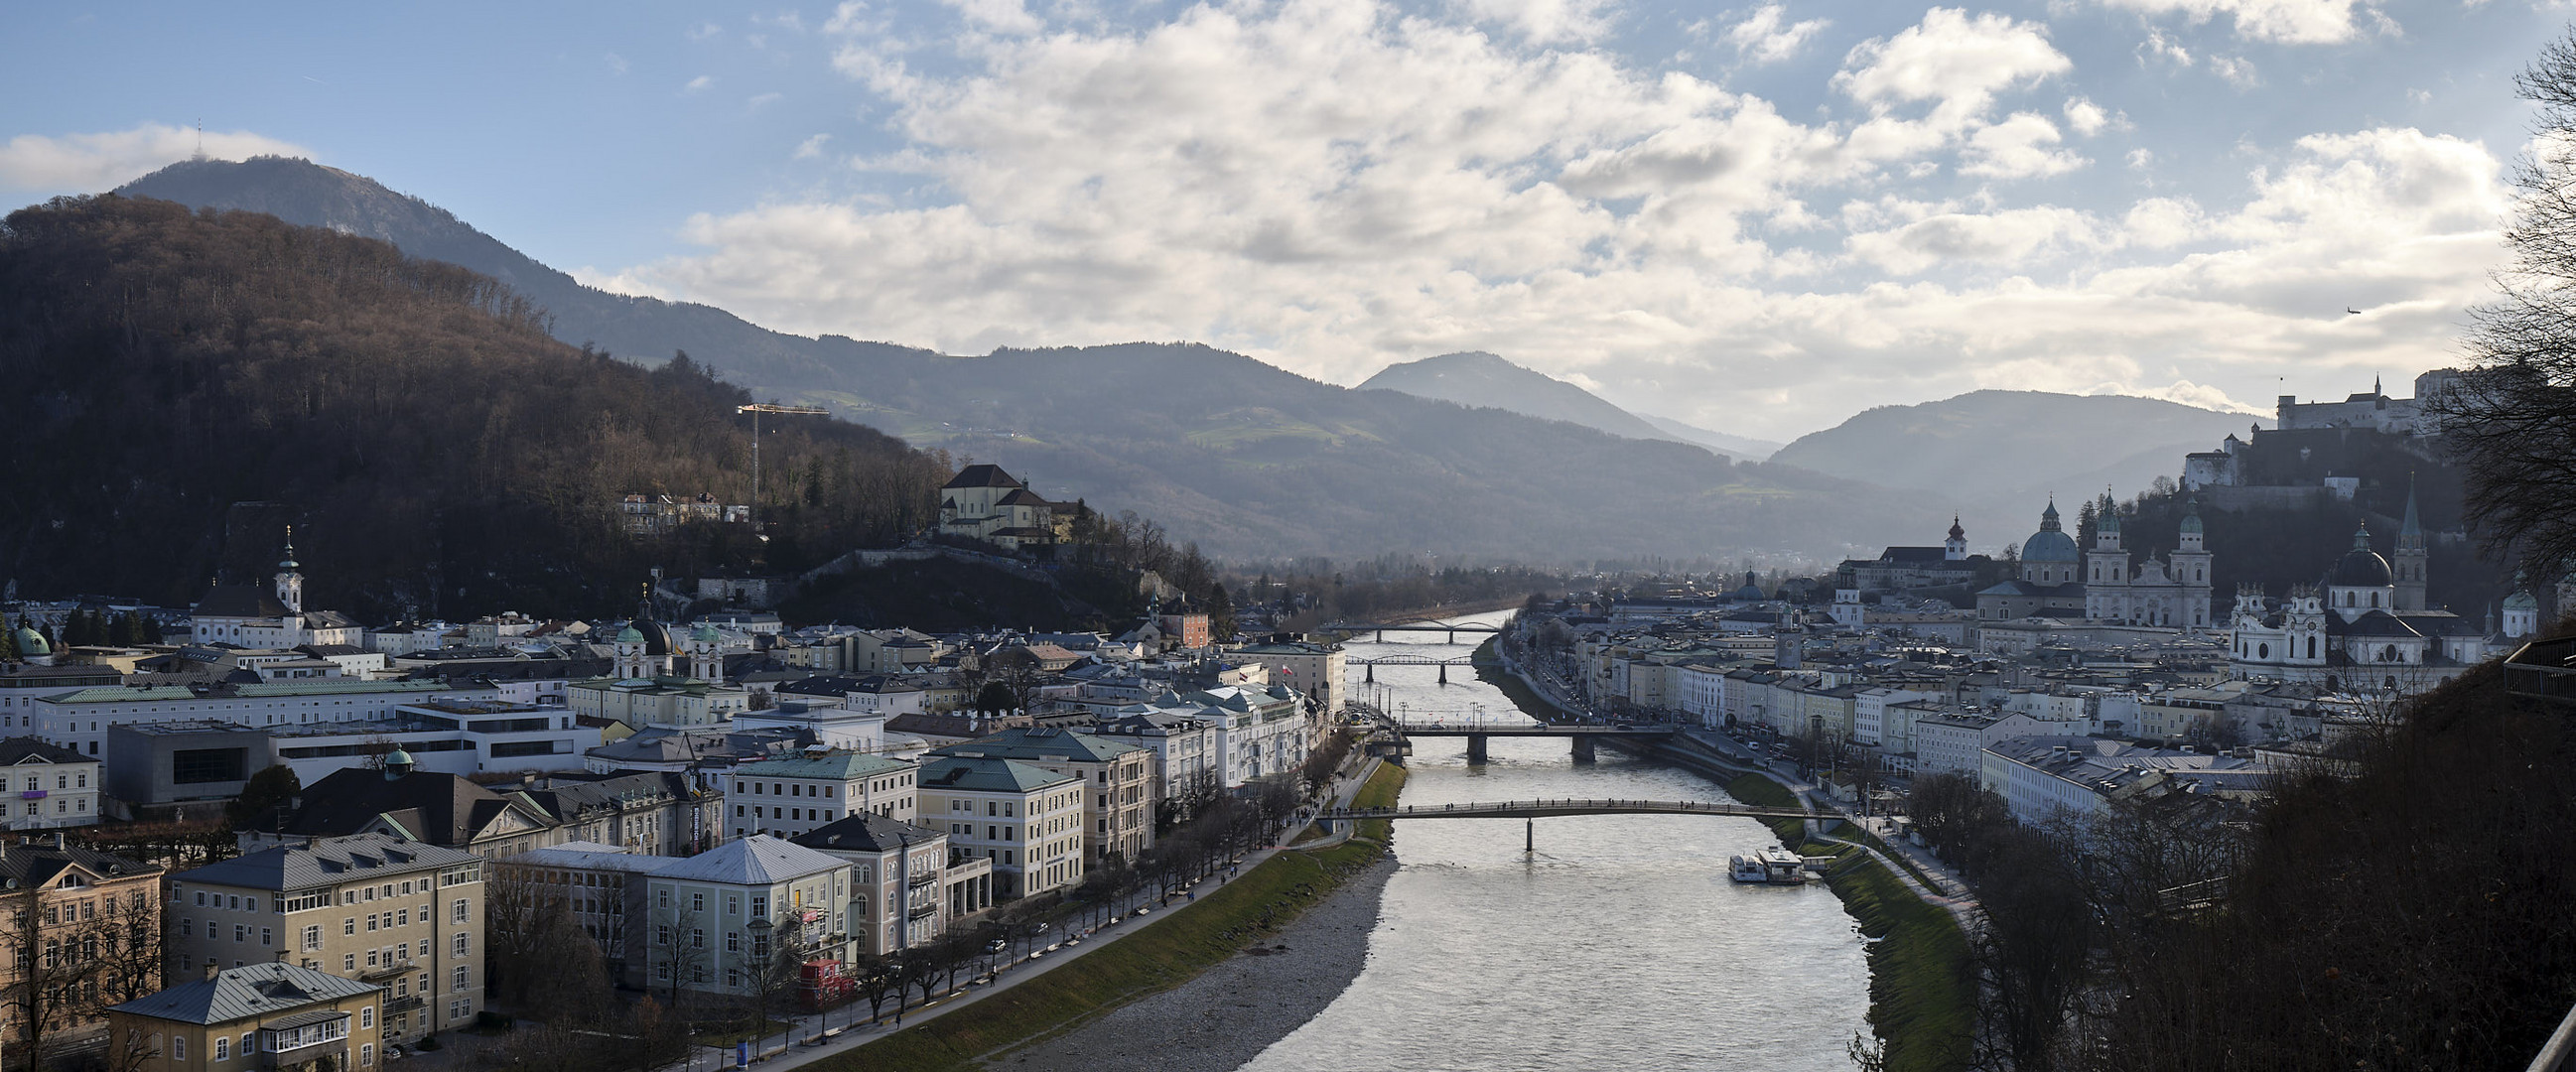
[1729,847,1809,884]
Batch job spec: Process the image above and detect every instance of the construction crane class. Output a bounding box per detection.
[738,403,829,536]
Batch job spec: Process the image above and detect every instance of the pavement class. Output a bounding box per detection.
[653,756,1389,1072]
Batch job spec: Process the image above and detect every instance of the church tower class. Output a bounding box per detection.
[2171,502,2215,628]
[2325,522,2397,622]
[2086,509,2131,620]
[688,622,726,683]
[2284,585,2329,667]
[2392,477,2429,611]
[613,623,651,680]
[1944,516,1967,562]
[2504,571,2542,640]
[275,527,306,615]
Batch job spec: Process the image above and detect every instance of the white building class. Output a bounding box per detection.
[640,837,857,997]
[726,752,918,842]
[916,755,1084,900]
[1980,736,2272,823]
[31,679,457,758]
[188,534,364,649]
[0,737,101,829]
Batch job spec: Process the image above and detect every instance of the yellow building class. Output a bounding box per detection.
[104,961,384,1072]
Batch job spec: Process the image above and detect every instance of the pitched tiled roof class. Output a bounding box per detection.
[734,752,910,780]
[250,769,550,848]
[0,844,161,888]
[792,812,939,854]
[651,835,846,885]
[933,726,1146,763]
[919,755,1077,794]
[0,737,91,766]
[941,465,1024,490]
[109,961,379,1025]
[194,586,292,619]
[173,834,477,892]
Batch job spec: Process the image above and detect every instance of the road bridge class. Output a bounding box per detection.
[1325,621,1505,643]
[1318,797,1820,852]
[1347,653,1473,683]
[1367,717,1678,762]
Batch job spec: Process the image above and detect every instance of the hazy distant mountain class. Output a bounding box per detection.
[1360,350,1700,445]
[1635,413,1783,462]
[109,157,1945,562]
[1771,390,2260,548]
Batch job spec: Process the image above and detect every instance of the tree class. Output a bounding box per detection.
[973,681,1018,718]
[224,764,301,828]
[2450,32,2576,573]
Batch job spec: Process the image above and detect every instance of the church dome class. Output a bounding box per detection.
[692,622,722,643]
[2021,499,2079,562]
[2507,570,2540,611]
[12,626,48,657]
[615,624,646,644]
[2328,524,2393,587]
[2180,510,2204,534]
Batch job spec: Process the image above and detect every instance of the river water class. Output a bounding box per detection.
[1240,610,1871,1071]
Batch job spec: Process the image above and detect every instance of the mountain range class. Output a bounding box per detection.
[105,156,2261,565]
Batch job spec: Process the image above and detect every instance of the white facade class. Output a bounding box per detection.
[727,754,918,841]
[32,680,459,758]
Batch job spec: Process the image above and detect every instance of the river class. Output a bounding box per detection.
[1239,610,1872,1071]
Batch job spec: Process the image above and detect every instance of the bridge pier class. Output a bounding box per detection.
[1525,817,1534,855]
[1447,628,1457,644]
[1466,734,1488,764]
[1364,662,1374,683]
[1436,663,1447,684]
[1570,737,1595,763]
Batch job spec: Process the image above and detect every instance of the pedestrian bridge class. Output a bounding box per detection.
[1369,719,1678,761]
[1320,797,1811,821]
[1326,620,1505,643]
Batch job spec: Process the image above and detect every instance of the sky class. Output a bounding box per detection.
[1,0,2565,441]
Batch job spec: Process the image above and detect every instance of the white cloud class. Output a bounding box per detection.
[1455,0,1618,44]
[0,123,313,193]
[2064,97,2111,136]
[748,91,785,109]
[2094,378,2265,413]
[2210,55,2260,87]
[1961,113,2088,178]
[794,133,833,160]
[945,0,1044,35]
[684,74,717,92]
[2095,0,2373,45]
[605,52,630,74]
[1725,4,1829,65]
[1845,205,2106,273]
[593,0,2512,441]
[689,22,723,41]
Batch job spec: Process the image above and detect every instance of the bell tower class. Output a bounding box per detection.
[274,527,306,615]
[2392,476,2429,612]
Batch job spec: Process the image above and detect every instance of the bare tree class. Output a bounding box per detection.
[2449,30,2576,572]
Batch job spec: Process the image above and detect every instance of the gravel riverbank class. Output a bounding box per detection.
[986,854,1399,1072]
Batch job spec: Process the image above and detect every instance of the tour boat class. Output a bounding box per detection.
[1730,847,1810,884]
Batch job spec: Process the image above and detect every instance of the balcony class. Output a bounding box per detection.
[384,995,426,1014]
[907,871,938,888]
[357,960,413,983]
[906,901,939,920]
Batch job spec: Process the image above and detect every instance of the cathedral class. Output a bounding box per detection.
[2228,487,2513,688]
[1976,498,2212,629]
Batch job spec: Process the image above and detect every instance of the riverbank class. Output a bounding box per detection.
[986,857,1397,1071]
[821,764,1409,1072]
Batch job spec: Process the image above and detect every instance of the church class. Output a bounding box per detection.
[1975,498,2214,629]
[2228,487,2515,688]
[188,530,363,648]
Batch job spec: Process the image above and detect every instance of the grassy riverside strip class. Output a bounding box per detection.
[1725,774,1973,1072]
[821,763,1409,1072]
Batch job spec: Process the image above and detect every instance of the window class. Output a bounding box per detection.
[172,1036,185,1062]
[214,1036,231,1061]
[343,953,356,971]
[726,894,740,916]
[361,1043,376,1067]
[452,932,470,958]
[234,924,247,943]
[690,928,705,949]
[261,927,272,946]
[343,917,355,936]
[395,909,408,927]
[360,1005,375,1029]
[453,965,470,992]
[452,898,468,923]
[179,917,192,937]
[750,895,766,918]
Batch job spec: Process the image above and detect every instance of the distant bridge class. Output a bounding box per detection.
[1362,712,1679,761]
[1326,621,1505,643]
[1318,797,1822,852]
[1347,653,1474,683]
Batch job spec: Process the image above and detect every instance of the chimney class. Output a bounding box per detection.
[52,832,63,852]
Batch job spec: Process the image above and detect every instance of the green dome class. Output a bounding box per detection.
[2507,571,2540,611]
[12,627,47,657]
[692,622,722,643]
[616,624,646,643]
[2180,509,2204,534]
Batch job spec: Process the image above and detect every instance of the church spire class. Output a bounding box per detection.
[2397,473,2425,551]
